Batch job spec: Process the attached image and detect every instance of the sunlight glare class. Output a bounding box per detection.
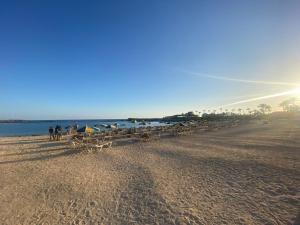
[222,87,300,107]
[297,87,300,98]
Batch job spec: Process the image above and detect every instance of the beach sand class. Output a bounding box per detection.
[0,118,299,225]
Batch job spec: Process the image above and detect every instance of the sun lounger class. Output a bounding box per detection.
[84,141,113,153]
[68,121,229,152]
[69,135,113,153]
[69,137,86,150]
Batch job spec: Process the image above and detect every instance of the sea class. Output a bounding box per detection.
[0,120,166,137]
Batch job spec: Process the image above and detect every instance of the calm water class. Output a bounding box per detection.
[0,120,165,137]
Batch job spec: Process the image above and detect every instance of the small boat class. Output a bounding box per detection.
[114,123,120,127]
[178,122,188,127]
[108,124,117,129]
[93,127,101,132]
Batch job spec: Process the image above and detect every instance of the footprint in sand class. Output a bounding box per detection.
[68,199,77,208]
[88,201,97,208]
[72,219,86,225]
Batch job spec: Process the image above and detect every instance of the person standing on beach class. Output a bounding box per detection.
[48,126,54,141]
[55,125,63,141]
[55,125,59,141]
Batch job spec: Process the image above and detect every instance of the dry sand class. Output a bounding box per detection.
[0,118,299,225]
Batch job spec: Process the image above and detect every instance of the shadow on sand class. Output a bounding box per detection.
[294,213,300,225]
[0,147,80,165]
[1,147,67,157]
[0,137,144,165]
[0,138,48,146]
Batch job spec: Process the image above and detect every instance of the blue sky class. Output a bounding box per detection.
[1,0,300,119]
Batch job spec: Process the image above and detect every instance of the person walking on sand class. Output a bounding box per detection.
[49,126,54,141]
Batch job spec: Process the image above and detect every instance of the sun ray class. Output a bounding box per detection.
[181,70,299,87]
[221,87,300,107]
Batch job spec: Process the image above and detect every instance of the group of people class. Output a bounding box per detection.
[48,125,63,141]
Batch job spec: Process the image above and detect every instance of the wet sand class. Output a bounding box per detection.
[0,118,299,225]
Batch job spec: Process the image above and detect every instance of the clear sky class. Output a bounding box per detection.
[1,0,300,119]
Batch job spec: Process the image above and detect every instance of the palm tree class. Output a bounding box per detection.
[252,109,260,116]
[258,104,272,114]
[279,98,300,112]
[238,108,242,115]
[231,108,235,115]
[246,108,251,114]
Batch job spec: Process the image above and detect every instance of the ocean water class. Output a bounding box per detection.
[0,120,165,137]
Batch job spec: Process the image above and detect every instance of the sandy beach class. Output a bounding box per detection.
[0,118,299,225]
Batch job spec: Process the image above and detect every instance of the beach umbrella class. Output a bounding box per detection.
[77,126,94,133]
